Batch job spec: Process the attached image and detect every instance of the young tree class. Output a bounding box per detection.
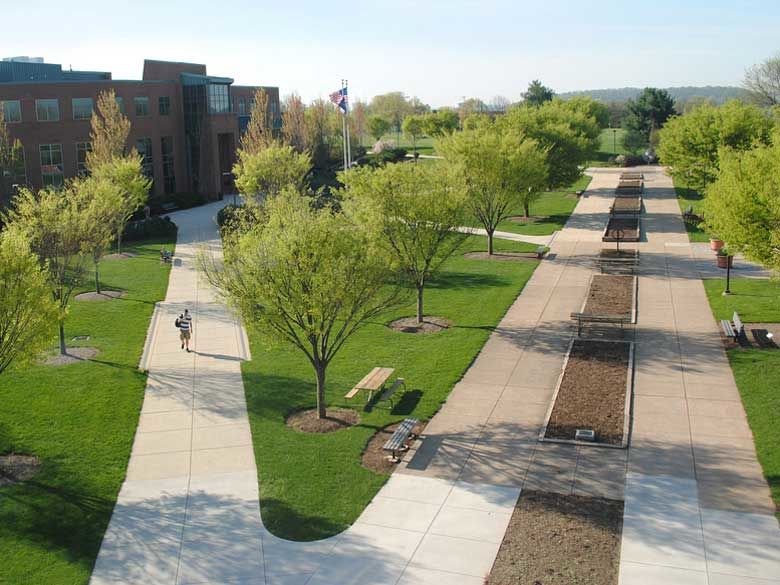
[281,93,308,153]
[242,88,275,154]
[342,163,468,324]
[369,92,413,133]
[421,109,459,137]
[200,191,401,419]
[78,175,124,294]
[0,106,25,207]
[4,185,90,355]
[350,99,369,147]
[368,115,392,142]
[703,140,780,270]
[233,143,312,201]
[439,125,549,254]
[490,95,511,113]
[743,52,780,107]
[402,115,425,156]
[522,80,555,107]
[458,98,488,128]
[623,88,676,141]
[0,227,58,373]
[658,100,774,192]
[86,89,130,171]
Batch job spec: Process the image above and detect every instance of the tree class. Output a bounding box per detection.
[458,98,488,127]
[305,98,340,166]
[3,185,90,355]
[523,80,555,107]
[0,227,58,373]
[233,142,311,201]
[402,115,425,156]
[242,88,275,154]
[703,139,780,270]
[86,89,130,171]
[342,163,467,324]
[439,124,548,254]
[0,106,25,207]
[623,88,676,141]
[743,52,780,107]
[78,175,124,294]
[368,115,392,142]
[421,109,459,137]
[658,100,774,192]
[200,191,401,419]
[350,99,369,147]
[501,99,600,188]
[490,95,511,113]
[369,92,414,133]
[565,96,610,128]
[281,93,308,153]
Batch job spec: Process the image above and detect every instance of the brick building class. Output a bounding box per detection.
[0,57,280,203]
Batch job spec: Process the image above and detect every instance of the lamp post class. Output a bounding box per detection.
[723,253,732,296]
[612,128,617,155]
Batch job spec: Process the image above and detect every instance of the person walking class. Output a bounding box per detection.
[176,309,193,352]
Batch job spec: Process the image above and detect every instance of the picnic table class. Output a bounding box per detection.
[344,367,395,401]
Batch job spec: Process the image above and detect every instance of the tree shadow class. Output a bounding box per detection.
[426,271,508,291]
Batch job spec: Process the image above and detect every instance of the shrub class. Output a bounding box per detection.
[122,216,177,242]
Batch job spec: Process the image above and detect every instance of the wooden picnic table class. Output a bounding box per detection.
[344,367,395,400]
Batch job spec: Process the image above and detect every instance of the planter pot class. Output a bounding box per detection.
[710,238,724,252]
[716,255,733,269]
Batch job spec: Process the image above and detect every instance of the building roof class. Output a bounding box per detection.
[0,60,110,83]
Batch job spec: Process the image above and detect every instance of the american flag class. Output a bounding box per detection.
[329,87,348,114]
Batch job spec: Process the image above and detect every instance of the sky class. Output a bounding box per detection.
[3,0,780,108]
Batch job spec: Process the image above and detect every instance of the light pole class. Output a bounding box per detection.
[724,252,732,296]
[612,128,617,155]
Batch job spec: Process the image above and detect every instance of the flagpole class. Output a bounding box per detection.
[341,79,348,171]
[345,80,352,169]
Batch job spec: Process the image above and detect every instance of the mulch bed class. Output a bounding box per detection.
[611,197,642,214]
[75,290,126,302]
[285,407,359,433]
[42,347,99,366]
[104,252,138,260]
[545,340,631,446]
[389,316,451,334]
[361,420,426,474]
[603,217,639,242]
[463,252,538,262]
[0,453,42,488]
[599,249,638,260]
[487,490,623,585]
[583,275,634,317]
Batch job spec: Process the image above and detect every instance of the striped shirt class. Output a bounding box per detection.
[178,315,192,331]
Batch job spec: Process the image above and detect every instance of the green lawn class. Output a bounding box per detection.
[673,176,710,243]
[375,133,437,156]
[242,236,539,541]
[0,237,175,584]
[490,175,593,236]
[703,278,780,515]
[589,128,632,167]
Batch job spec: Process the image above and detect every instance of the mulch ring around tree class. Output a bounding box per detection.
[104,252,138,260]
[75,290,126,302]
[286,407,360,433]
[362,420,427,474]
[583,275,634,317]
[486,490,623,585]
[389,316,451,334]
[463,252,538,262]
[42,347,99,366]
[545,340,630,446]
[0,453,42,488]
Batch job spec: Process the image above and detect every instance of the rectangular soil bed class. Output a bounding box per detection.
[582,274,637,323]
[487,491,623,585]
[542,339,633,447]
[603,217,640,242]
[611,196,642,214]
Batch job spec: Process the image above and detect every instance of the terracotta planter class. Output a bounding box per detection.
[710,238,724,252]
[716,254,733,269]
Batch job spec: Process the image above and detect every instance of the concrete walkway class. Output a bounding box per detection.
[453,225,556,247]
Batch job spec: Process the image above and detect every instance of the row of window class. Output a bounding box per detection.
[16,138,174,194]
[0,96,172,123]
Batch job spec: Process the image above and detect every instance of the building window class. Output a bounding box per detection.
[36,99,60,122]
[39,143,64,187]
[72,98,94,120]
[161,136,175,194]
[1,100,22,123]
[207,84,230,114]
[136,138,153,180]
[134,97,149,117]
[237,97,246,115]
[76,142,92,175]
[158,96,171,116]
[116,96,125,114]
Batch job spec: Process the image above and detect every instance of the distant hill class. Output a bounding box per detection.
[558,86,747,104]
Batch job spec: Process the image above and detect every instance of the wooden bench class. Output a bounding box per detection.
[376,378,406,408]
[383,418,419,462]
[535,246,547,260]
[682,206,702,225]
[570,312,631,336]
[345,366,395,401]
[721,311,745,340]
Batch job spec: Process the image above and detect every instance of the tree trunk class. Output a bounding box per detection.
[94,260,101,295]
[488,230,495,255]
[59,323,66,356]
[524,201,530,218]
[117,230,123,255]
[315,363,327,419]
[416,284,424,324]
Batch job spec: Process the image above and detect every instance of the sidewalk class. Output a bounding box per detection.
[453,225,557,247]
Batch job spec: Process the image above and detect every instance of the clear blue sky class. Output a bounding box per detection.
[4,0,780,107]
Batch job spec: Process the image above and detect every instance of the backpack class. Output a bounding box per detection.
[175,316,181,329]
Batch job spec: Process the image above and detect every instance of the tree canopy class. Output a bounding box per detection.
[368,115,392,142]
[523,80,555,107]
[623,87,676,139]
[743,52,780,107]
[233,143,312,201]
